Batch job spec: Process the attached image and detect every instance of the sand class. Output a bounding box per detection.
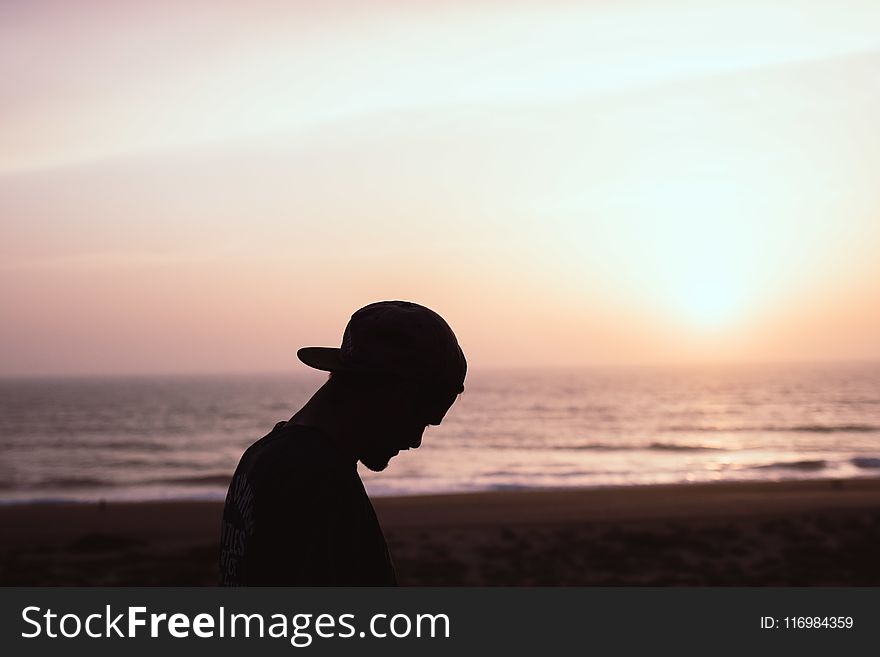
[2,478,879,585]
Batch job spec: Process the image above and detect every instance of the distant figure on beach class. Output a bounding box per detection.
[219,301,466,585]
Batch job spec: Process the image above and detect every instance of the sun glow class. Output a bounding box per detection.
[637,180,762,331]
[669,262,751,330]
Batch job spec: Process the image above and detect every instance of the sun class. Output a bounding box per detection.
[671,267,750,329]
[623,179,763,332]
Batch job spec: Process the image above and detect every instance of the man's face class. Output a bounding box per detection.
[358,386,458,472]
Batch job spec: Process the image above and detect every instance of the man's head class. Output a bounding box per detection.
[297,301,466,471]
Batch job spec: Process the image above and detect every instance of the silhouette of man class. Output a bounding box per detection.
[219,301,466,585]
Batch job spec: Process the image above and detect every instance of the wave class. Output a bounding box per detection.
[1,439,177,451]
[28,476,115,489]
[566,442,625,451]
[785,424,879,433]
[16,473,233,490]
[488,483,532,491]
[752,459,828,471]
[665,424,880,434]
[557,442,724,452]
[476,442,726,452]
[147,474,232,487]
[483,469,597,478]
[646,442,723,452]
[851,457,880,470]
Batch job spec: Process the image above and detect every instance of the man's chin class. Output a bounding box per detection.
[360,455,392,472]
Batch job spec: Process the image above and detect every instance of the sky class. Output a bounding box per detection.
[2,0,880,375]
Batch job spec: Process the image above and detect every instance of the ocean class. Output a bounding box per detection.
[1,363,879,503]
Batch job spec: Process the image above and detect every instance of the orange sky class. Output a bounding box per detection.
[2,0,880,375]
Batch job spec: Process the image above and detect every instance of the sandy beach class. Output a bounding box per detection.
[2,478,879,585]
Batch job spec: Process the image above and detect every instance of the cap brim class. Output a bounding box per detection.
[297,346,350,373]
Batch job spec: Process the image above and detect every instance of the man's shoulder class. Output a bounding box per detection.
[238,421,350,483]
[248,421,332,456]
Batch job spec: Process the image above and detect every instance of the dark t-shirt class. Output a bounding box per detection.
[219,421,396,586]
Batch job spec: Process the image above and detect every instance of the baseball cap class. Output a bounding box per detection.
[297,301,467,393]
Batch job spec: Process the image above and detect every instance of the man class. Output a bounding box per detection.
[219,300,466,586]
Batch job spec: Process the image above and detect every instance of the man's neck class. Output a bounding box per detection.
[289,381,359,465]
